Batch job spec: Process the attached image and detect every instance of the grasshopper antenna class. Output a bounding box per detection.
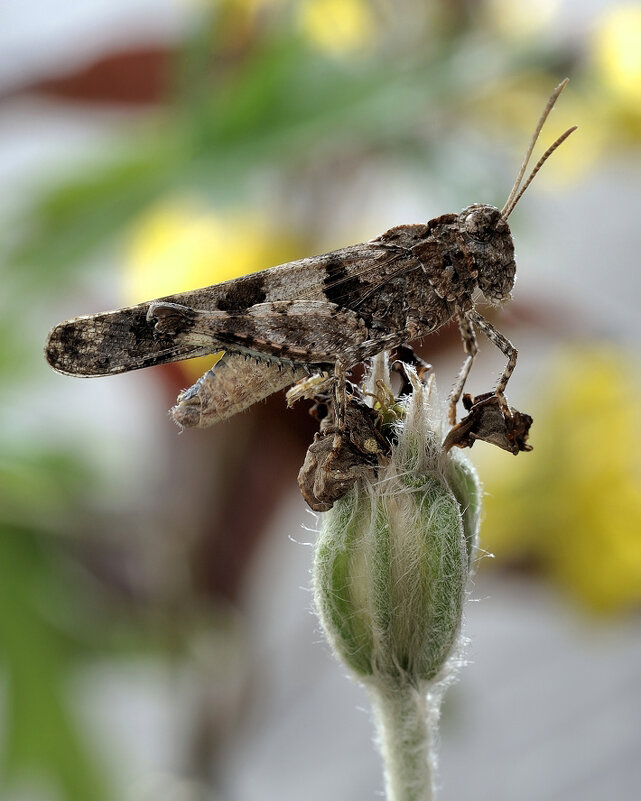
[501,78,576,219]
[502,125,577,219]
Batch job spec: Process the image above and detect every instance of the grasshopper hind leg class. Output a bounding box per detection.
[171,352,307,429]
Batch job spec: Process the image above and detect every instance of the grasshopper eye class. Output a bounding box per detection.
[463,207,497,242]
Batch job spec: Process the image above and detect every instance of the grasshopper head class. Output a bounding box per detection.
[461,81,577,306]
[459,204,516,305]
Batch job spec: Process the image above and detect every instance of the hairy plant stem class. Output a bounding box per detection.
[367,681,437,801]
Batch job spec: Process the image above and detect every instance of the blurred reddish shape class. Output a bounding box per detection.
[9,46,171,105]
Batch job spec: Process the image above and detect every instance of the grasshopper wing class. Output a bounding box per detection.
[45,303,220,377]
[44,267,280,377]
[147,299,370,365]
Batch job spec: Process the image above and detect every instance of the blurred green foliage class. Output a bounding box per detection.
[7,9,564,286]
[0,450,109,800]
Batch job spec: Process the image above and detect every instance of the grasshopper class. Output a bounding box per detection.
[46,81,575,439]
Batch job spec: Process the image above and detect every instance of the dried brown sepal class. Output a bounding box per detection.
[390,345,431,397]
[443,392,533,455]
[298,398,390,512]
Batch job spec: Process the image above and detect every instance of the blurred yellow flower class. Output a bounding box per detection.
[486,0,558,40]
[201,0,377,55]
[123,198,300,380]
[297,0,377,55]
[594,4,641,106]
[473,346,641,614]
[474,77,607,184]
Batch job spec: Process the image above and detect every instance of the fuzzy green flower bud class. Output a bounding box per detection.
[313,359,481,800]
[314,373,481,684]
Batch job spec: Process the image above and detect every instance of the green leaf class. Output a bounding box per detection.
[0,525,110,801]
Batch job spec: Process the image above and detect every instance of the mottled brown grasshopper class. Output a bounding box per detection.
[46,81,575,438]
